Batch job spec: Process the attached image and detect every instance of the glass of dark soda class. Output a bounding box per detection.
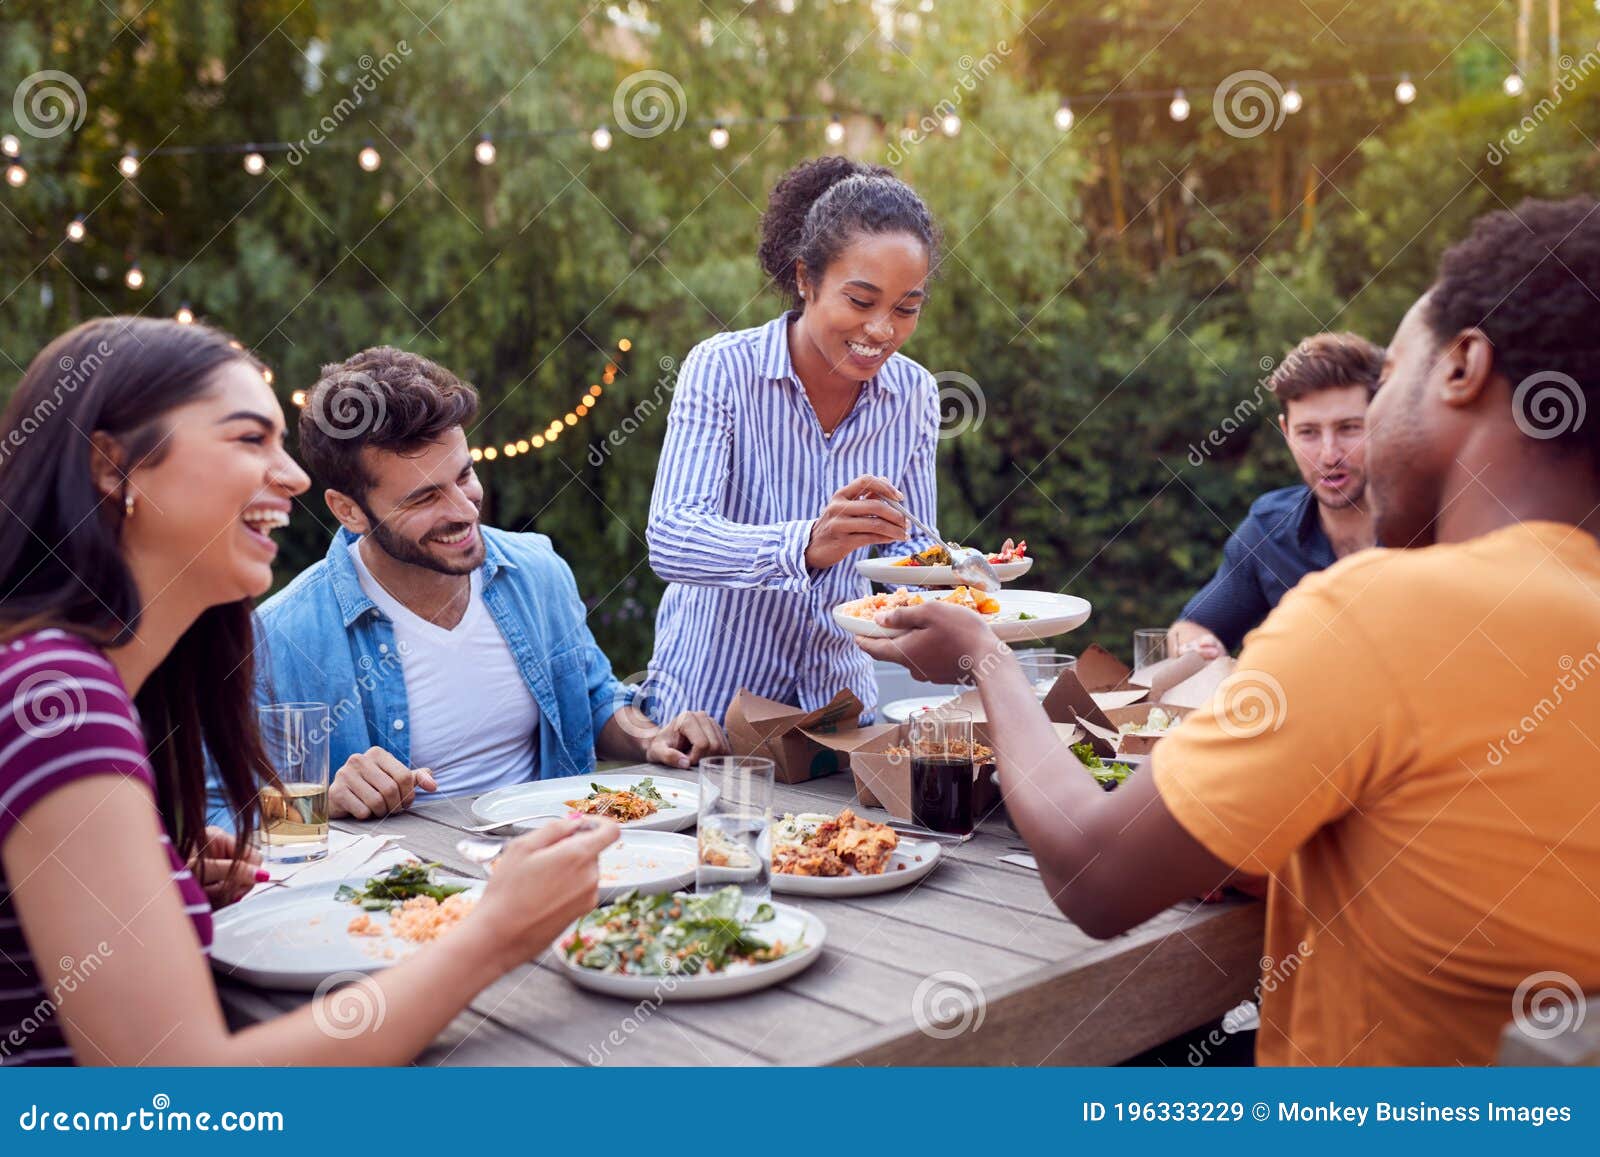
[909,707,976,835]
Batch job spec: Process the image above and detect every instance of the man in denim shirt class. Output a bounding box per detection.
[253,347,726,820]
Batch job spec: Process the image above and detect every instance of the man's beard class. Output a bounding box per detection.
[1313,473,1367,510]
[361,510,483,576]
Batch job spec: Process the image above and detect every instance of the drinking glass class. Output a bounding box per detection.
[1015,650,1076,700]
[696,756,774,905]
[257,703,331,864]
[909,707,977,835]
[1132,629,1172,674]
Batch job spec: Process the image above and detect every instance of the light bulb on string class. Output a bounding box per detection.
[243,150,266,175]
[0,134,19,158]
[175,304,195,325]
[124,264,145,290]
[591,125,613,151]
[1395,75,1417,105]
[709,123,730,150]
[261,368,274,385]
[118,151,140,178]
[358,144,382,172]
[470,448,483,462]
[617,338,631,351]
[516,439,529,453]
[576,403,589,416]
[825,115,846,145]
[1053,99,1074,131]
[66,216,87,243]
[1503,72,1525,97]
[474,135,496,165]
[1169,88,1190,121]
[504,444,517,457]
[1283,83,1303,114]
[531,435,545,449]
[589,385,602,399]
[4,161,26,188]
[940,112,961,137]
[483,446,498,461]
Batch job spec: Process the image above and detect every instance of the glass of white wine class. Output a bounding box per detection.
[257,702,331,864]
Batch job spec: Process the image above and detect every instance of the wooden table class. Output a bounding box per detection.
[218,765,1265,1066]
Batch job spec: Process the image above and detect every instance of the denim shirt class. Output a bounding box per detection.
[211,527,631,826]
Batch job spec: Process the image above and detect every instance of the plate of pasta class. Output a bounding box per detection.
[856,539,1033,587]
[833,587,1091,643]
[471,773,700,834]
[770,809,942,896]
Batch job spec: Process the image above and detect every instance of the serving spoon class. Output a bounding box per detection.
[880,497,1002,592]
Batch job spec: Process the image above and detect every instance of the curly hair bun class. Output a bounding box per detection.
[758,155,939,308]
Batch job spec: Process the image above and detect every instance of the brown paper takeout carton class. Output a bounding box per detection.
[1041,644,1235,764]
[723,688,881,784]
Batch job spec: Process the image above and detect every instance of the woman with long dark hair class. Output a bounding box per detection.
[0,318,615,1065]
[646,156,943,723]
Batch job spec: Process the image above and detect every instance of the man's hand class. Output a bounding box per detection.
[643,711,729,770]
[189,826,265,909]
[855,599,1009,686]
[329,746,438,820]
[1169,620,1227,660]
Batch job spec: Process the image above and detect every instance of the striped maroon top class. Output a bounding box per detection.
[0,628,212,1067]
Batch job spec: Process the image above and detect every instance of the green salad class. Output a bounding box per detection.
[334,862,469,911]
[1071,742,1132,790]
[563,887,796,977]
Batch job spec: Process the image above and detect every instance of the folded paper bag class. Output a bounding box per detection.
[723,688,878,784]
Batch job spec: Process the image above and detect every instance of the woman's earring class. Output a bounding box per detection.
[123,491,135,518]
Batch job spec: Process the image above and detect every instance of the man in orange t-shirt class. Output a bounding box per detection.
[859,197,1600,1065]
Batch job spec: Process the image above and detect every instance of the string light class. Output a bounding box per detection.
[261,368,274,385]
[470,447,483,461]
[243,150,266,175]
[4,161,26,188]
[474,135,497,165]
[1169,88,1191,121]
[358,144,382,171]
[825,115,846,145]
[1395,74,1417,104]
[617,337,632,351]
[0,134,19,158]
[65,216,86,243]
[483,446,497,460]
[118,151,140,178]
[940,111,961,136]
[1502,72,1525,97]
[531,435,545,449]
[516,439,529,453]
[709,123,730,150]
[175,303,195,324]
[1283,83,1304,114]
[1053,99,1074,131]
[504,443,517,456]
[124,264,145,290]
[590,125,613,151]
[292,389,308,407]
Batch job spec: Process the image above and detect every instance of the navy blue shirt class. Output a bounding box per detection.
[1179,485,1335,651]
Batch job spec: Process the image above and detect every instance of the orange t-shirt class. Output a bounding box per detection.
[1154,521,1600,1066]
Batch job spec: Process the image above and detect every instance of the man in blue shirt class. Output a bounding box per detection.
[1171,332,1384,657]
[253,346,726,821]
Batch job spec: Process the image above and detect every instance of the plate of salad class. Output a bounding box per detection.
[556,886,826,1001]
[209,862,484,991]
[471,772,701,834]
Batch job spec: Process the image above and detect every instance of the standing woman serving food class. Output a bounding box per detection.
[646,156,943,723]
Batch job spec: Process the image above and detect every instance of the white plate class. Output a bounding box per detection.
[598,831,698,901]
[835,589,1093,644]
[772,837,941,896]
[880,695,957,723]
[471,772,699,834]
[555,898,825,1001]
[855,555,1033,587]
[210,876,484,991]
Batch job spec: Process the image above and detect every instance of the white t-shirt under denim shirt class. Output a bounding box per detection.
[349,540,540,796]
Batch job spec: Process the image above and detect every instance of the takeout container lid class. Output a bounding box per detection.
[849,718,1081,823]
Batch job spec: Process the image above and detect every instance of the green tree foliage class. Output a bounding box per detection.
[3,0,1595,672]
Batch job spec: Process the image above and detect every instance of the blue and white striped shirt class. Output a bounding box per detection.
[645,312,940,723]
